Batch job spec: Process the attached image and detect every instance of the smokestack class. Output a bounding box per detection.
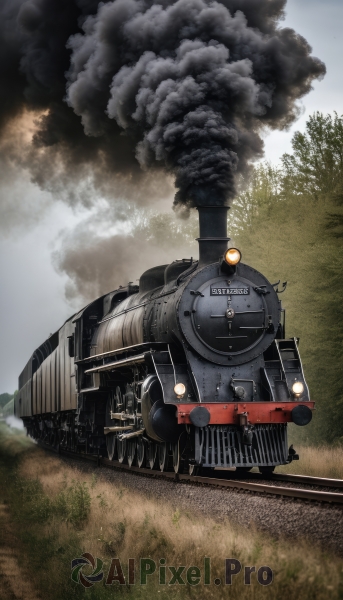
[197,206,229,267]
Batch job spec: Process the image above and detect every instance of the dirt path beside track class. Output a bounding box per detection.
[0,504,40,600]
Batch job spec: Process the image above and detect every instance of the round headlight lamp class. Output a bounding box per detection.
[224,248,241,266]
[292,381,304,397]
[174,383,186,398]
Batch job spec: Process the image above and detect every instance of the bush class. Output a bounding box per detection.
[55,480,91,526]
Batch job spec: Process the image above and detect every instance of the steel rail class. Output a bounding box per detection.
[242,472,343,489]
[179,475,343,504]
[47,446,343,506]
[211,470,343,489]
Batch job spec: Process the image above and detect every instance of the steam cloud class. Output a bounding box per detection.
[0,0,325,214]
[53,206,199,300]
[54,228,194,301]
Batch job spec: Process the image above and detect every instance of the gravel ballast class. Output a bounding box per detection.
[60,456,343,556]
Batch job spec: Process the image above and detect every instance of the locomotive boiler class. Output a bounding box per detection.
[16,206,314,474]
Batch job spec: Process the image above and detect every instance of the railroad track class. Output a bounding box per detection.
[37,443,343,506]
[212,469,343,489]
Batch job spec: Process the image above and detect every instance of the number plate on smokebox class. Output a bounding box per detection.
[211,287,250,295]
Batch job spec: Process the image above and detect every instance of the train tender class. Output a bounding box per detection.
[16,206,314,474]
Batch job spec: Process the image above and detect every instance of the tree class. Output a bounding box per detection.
[282,112,343,201]
[230,113,343,444]
[0,392,13,409]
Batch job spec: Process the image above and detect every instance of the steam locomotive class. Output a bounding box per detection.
[16,206,314,474]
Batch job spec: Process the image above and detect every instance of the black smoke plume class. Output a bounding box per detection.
[0,0,325,214]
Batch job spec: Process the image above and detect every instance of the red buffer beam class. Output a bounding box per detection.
[176,401,315,425]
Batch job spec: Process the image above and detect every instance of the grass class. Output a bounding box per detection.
[0,421,343,600]
[277,444,343,479]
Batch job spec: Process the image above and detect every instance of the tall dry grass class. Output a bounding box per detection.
[0,423,342,600]
[277,445,343,479]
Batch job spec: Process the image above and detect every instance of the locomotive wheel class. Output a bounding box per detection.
[136,438,145,468]
[117,439,126,463]
[32,422,39,441]
[127,440,136,467]
[70,427,77,451]
[48,427,54,445]
[147,442,158,469]
[188,463,201,476]
[172,438,187,474]
[105,395,117,460]
[158,443,168,471]
[59,429,66,448]
[67,429,72,450]
[115,386,124,411]
[49,428,58,449]
[42,426,47,442]
[172,442,182,473]
[106,434,116,461]
[156,442,173,472]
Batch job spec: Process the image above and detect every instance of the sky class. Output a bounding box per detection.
[263,0,343,159]
[0,0,342,394]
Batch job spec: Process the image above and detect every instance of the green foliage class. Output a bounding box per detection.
[98,521,126,555]
[13,477,51,522]
[116,520,126,540]
[0,392,13,408]
[282,112,343,200]
[97,492,108,509]
[172,509,181,527]
[2,397,14,417]
[55,480,91,525]
[229,163,282,237]
[11,474,91,526]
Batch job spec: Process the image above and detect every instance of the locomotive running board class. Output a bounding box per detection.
[76,342,167,364]
[84,354,146,374]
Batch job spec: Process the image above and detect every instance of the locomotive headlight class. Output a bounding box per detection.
[224,248,241,266]
[292,381,304,397]
[174,383,186,398]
